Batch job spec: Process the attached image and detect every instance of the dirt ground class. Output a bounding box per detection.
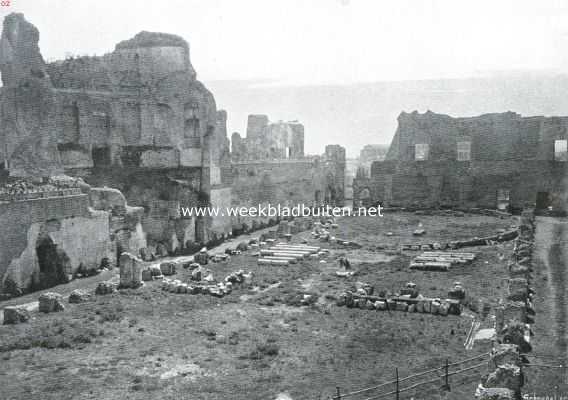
[0,212,518,400]
[524,217,568,395]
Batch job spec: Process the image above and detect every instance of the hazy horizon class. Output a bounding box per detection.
[4,0,568,155]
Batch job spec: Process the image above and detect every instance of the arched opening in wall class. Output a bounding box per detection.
[325,186,337,206]
[92,146,111,167]
[286,147,291,159]
[315,190,322,205]
[184,103,200,145]
[358,187,372,208]
[34,236,69,291]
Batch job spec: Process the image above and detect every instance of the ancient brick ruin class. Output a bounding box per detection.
[354,110,568,212]
[0,13,345,295]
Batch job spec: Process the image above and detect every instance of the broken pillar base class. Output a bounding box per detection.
[38,292,65,313]
[3,306,30,324]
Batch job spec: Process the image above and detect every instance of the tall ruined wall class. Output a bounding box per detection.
[0,13,226,175]
[232,115,305,161]
[356,110,568,211]
[0,13,231,253]
[0,182,146,295]
[386,110,567,162]
[355,160,565,210]
[229,155,345,230]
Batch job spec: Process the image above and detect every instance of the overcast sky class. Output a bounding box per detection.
[3,0,568,85]
[3,1,568,155]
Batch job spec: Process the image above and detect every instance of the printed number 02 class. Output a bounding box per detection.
[0,1,10,6]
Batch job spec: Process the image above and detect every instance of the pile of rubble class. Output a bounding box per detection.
[336,283,462,316]
[161,270,253,298]
[38,292,65,313]
[476,209,536,400]
[95,281,117,295]
[409,251,476,271]
[257,243,321,265]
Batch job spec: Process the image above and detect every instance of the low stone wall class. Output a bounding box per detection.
[476,209,536,399]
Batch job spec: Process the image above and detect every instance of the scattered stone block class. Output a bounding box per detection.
[119,252,144,288]
[68,289,91,303]
[448,285,466,300]
[191,268,203,281]
[159,262,176,276]
[415,301,424,313]
[507,278,529,301]
[3,306,30,324]
[141,269,153,282]
[484,364,523,392]
[38,292,65,313]
[431,301,440,314]
[438,302,449,316]
[95,281,117,295]
[489,344,521,370]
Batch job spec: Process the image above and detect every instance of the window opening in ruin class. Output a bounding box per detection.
[415,143,429,161]
[496,189,510,211]
[554,139,567,161]
[35,237,68,290]
[536,192,551,210]
[92,147,111,167]
[286,146,291,159]
[457,141,471,161]
[184,103,200,141]
[359,187,371,208]
[315,190,322,205]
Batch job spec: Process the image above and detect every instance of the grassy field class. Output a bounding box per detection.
[0,212,518,400]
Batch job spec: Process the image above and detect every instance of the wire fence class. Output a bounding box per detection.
[332,352,490,400]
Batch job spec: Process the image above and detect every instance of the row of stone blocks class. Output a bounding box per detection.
[336,291,462,316]
[476,209,536,400]
[3,290,91,325]
[160,270,252,298]
[401,229,518,252]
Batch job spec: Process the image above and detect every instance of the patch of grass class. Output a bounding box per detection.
[0,319,102,352]
[242,341,280,360]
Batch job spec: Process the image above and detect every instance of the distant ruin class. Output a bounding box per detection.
[354,110,568,211]
[231,115,304,161]
[0,13,345,295]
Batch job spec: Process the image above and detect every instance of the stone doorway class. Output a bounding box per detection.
[34,236,69,290]
[536,191,551,210]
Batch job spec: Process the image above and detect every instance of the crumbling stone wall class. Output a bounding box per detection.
[0,13,231,250]
[0,177,145,296]
[229,151,345,232]
[231,114,304,161]
[354,111,567,211]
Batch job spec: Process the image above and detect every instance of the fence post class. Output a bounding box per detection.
[395,367,400,400]
[442,358,451,391]
[336,386,341,400]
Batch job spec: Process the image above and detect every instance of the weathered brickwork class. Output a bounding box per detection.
[354,111,568,211]
[0,14,346,295]
[231,115,305,161]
